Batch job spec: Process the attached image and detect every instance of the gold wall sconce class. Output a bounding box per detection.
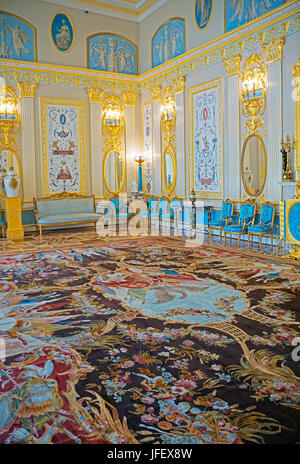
[240,54,267,136]
[102,95,125,197]
[160,87,176,142]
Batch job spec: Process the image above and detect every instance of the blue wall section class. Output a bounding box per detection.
[0,12,35,61]
[226,0,284,32]
[152,19,185,68]
[88,34,137,75]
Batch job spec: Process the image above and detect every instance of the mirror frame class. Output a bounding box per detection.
[241,134,267,198]
[103,150,125,195]
[162,145,177,194]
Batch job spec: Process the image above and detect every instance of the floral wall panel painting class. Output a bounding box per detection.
[0,11,36,61]
[50,12,74,53]
[195,0,213,30]
[88,33,137,75]
[40,98,87,196]
[188,79,223,199]
[152,18,185,68]
[143,103,153,194]
[226,0,285,32]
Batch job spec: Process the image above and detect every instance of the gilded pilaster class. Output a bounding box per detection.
[262,37,285,63]
[292,58,300,180]
[223,54,242,76]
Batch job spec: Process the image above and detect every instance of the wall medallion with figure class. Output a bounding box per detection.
[152,18,185,68]
[50,12,75,53]
[194,0,213,30]
[0,11,36,61]
[88,33,137,75]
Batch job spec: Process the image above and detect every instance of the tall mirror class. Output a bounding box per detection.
[104,150,125,194]
[241,134,267,197]
[162,146,176,194]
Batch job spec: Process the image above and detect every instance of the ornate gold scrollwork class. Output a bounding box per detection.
[240,54,267,137]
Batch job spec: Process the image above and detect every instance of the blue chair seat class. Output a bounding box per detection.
[210,220,226,227]
[224,224,245,234]
[116,213,131,219]
[0,221,4,226]
[248,224,272,234]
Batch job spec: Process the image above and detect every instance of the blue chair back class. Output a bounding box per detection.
[221,201,233,220]
[260,203,275,226]
[239,202,256,225]
[159,198,168,213]
[111,198,122,214]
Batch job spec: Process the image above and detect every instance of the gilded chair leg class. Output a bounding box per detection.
[224,232,226,245]
[219,229,222,244]
[238,235,240,247]
[209,227,211,243]
[248,234,250,248]
[39,226,42,239]
[259,235,262,250]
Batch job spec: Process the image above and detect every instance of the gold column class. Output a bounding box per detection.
[292,58,300,180]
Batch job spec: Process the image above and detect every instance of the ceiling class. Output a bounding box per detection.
[41,0,168,21]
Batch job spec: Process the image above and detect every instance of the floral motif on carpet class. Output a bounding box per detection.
[0,240,299,444]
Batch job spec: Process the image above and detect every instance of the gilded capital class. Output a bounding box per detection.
[223,54,241,76]
[17,81,38,97]
[122,92,139,106]
[150,85,162,101]
[292,57,300,79]
[262,37,285,63]
[173,76,186,93]
[87,87,105,103]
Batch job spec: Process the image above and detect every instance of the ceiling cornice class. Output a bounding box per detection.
[40,0,168,22]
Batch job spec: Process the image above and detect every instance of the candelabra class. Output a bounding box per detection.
[281,135,295,182]
[135,155,145,197]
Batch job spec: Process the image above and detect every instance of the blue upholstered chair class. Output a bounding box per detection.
[150,198,167,229]
[0,216,4,238]
[161,198,182,233]
[208,200,234,243]
[223,200,256,247]
[111,197,131,221]
[248,202,276,249]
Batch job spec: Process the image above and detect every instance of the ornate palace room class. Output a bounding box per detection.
[0,0,299,447]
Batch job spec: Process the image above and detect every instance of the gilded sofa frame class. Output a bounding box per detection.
[33,192,98,238]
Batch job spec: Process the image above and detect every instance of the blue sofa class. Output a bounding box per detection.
[34,193,101,237]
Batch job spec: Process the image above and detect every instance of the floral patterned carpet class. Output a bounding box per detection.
[0,238,299,444]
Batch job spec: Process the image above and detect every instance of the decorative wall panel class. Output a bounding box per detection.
[188,78,223,199]
[88,33,137,75]
[143,102,153,194]
[0,11,36,61]
[152,18,185,68]
[226,0,285,32]
[194,0,213,30]
[40,98,87,196]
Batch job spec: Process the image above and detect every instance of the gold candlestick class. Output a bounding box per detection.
[281,135,295,182]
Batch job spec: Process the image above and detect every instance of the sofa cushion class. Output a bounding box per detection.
[36,197,95,218]
[37,213,101,225]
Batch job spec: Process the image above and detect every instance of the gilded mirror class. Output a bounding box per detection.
[162,146,176,194]
[241,134,267,197]
[104,150,125,194]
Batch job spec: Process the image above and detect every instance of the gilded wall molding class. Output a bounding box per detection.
[122,92,139,106]
[223,54,242,76]
[292,57,300,177]
[87,87,105,103]
[17,81,38,97]
[262,37,285,63]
